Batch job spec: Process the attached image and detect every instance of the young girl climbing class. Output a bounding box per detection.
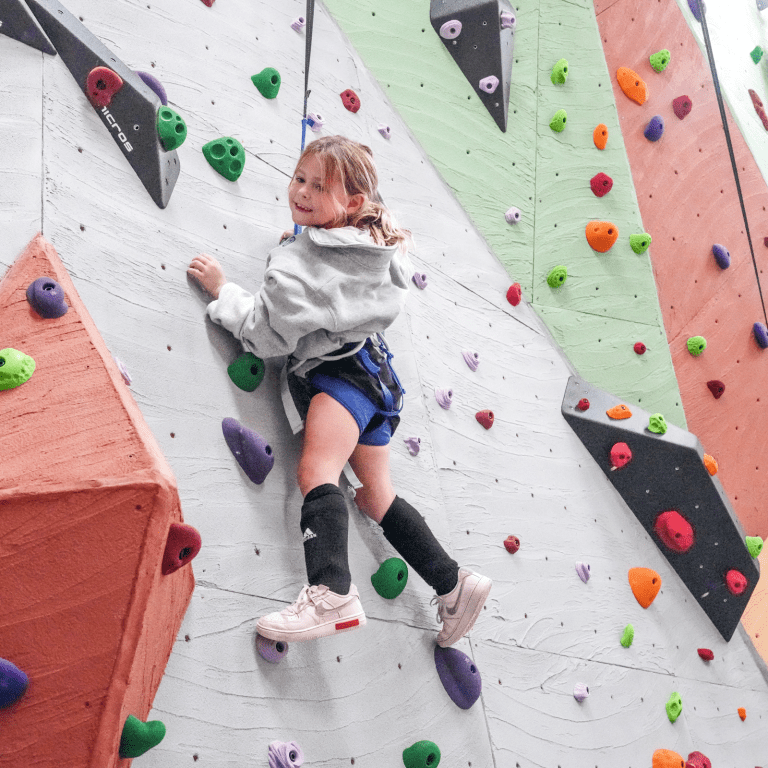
[187,135,491,646]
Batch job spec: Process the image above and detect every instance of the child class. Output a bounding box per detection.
[188,135,491,646]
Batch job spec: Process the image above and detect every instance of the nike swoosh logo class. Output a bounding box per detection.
[314,596,359,616]
[443,580,467,616]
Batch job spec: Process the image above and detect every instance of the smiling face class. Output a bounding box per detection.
[288,154,360,229]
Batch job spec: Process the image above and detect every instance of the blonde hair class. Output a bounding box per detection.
[292,135,410,248]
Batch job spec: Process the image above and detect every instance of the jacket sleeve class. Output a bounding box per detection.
[206,270,334,359]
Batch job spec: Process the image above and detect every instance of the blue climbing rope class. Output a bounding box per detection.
[294,0,316,236]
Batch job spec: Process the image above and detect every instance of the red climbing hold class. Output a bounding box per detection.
[86,66,124,107]
[162,523,202,575]
[697,648,714,661]
[672,95,692,120]
[634,342,647,355]
[686,752,711,768]
[506,283,522,306]
[725,569,748,595]
[576,398,590,411]
[200,0,214,6]
[609,442,632,469]
[504,535,520,554]
[340,89,361,113]
[654,510,694,553]
[590,172,613,197]
[706,380,725,399]
[475,410,494,429]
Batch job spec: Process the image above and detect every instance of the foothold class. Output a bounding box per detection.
[549,108,567,132]
[86,65,123,107]
[462,350,480,371]
[268,740,304,768]
[576,398,590,411]
[751,46,764,64]
[575,562,591,583]
[644,115,665,142]
[475,410,494,429]
[156,106,187,151]
[737,707,746,721]
[221,417,274,484]
[687,336,707,356]
[26,276,68,318]
[0,348,36,391]
[609,442,632,470]
[746,536,764,557]
[439,19,462,39]
[404,436,421,456]
[697,648,714,661]
[630,233,652,254]
[291,16,306,32]
[505,206,522,224]
[256,634,288,663]
[550,58,569,85]
[593,123,608,149]
[712,243,731,269]
[650,49,671,72]
[652,750,685,768]
[616,66,648,105]
[725,569,747,595]
[162,522,202,575]
[378,124,392,139]
[688,0,706,22]
[585,221,619,252]
[702,454,718,476]
[403,740,441,768]
[665,692,682,723]
[628,567,662,608]
[706,379,725,399]
[199,0,214,6]
[672,95,692,120]
[606,404,631,420]
[749,89,768,130]
[114,356,132,385]
[648,413,668,434]
[371,557,409,599]
[435,387,453,409]
[500,10,516,30]
[590,172,613,197]
[203,137,246,182]
[119,715,166,759]
[306,112,325,132]
[620,623,635,648]
[686,751,711,768]
[634,342,647,355]
[506,283,522,306]
[753,322,768,348]
[251,67,281,99]
[479,75,499,94]
[412,272,428,290]
[503,535,520,554]
[0,658,28,708]
[434,645,482,710]
[228,352,266,392]
[654,510,694,553]
[573,682,589,702]
[547,265,568,288]
[136,71,168,105]
[340,88,361,113]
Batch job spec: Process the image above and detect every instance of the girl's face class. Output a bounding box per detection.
[288,155,362,228]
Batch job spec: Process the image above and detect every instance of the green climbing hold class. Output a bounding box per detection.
[371,557,409,599]
[665,691,683,723]
[251,67,281,99]
[403,740,441,768]
[751,46,764,64]
[550,58,569,85]
[629,233,652,254]
[228,352,265,392]
[0,348,36,391]
[649,49,671,73]
[746,536,764,558]
[549,108,567,132]
[648,413,668,434]
[156,106,187,151]
[687,335,707,356]
[119,715,166,759]
[620,624,634,648]
[547,265,568,288]
[203,137,246,182]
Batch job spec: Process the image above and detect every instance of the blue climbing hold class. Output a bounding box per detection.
[644,115,664,142]
[712,244,730,269]
[26,276,68,318]
[434,645,482,710]
[0,658,28,708]
[688,0,706,22]
[753,322,768,348]
[222,417,274,484]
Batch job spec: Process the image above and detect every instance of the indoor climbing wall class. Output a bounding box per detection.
[1,0,767,767]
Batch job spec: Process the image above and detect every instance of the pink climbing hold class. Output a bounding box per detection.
[475,410,494,429]
[672,95,692,119]
[200,0,214,6]
[686,751,711,768]
[634,342,647,355]
[697,648,714,661]
[435,387,453,409]
[654,510,694,553]
[506,283,522,306]
[725,569,748,595]
[340,88,361,113]
[162,523,202,575]
[609,442,632,470]
[504,535,520,554]
[576,398,590,411]
[590,172,613,197]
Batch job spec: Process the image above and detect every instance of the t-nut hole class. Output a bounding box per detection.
[265,445,273,456]
[179,547,192,560]
[43,283,56,291]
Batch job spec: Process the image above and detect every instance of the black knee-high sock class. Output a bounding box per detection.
[300,483,351,595]
[379,496,459,596]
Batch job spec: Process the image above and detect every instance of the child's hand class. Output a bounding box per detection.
[279,229,294,244]
[188,253,226,299]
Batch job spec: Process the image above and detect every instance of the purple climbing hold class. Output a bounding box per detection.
[0,658,28,708]
[462,350,480,371]
[712,243,731,269]
[268,740,304,768]
[222,417,274,484]
[500,10,516,30]
[479,75,499,94]
[404,436,421,456]
[435,387,453,409]
[575,562,591,583]
[644,115,664,142]
[378,124,392,139]
[136,71,168,106]
[256,634,289,663]
[306,112,324,132]
[291,16,306,32]
[754,322,768,348]
[114,356,132,385]
[412,272,428,290]
[688,0,706,22]
[434,645,482,710]
[26,276,68,318]
[573,682,590,702]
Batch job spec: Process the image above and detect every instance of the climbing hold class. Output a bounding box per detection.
[462,350,480,371]
[620,624,635,647]
[26,276,68,318]
[759,0,768,11]
[504,535,520,554]
[712,243,730,269]
[403,740,441,768]
[221,417,274,484]
[475,410,494,429]
[616,66,648,105]
[665,692,682,723]
[697,648,714,661]
[654,510,694,553]
[256,634,289,663]
[648,413,668,434]
[644,115,665,142]
[404,436,421,456]
[114,356,132,385]
[593,123,608,149]
[136,71,168,106]
[609,442,632,470]
[630,233,652,254]
[706,380,725,399]
[549,109,567,132]
[378,124,392,139]
[751,46,764,64]
[268,740,304,768]
[606,403,631,420]
[0,658,28,708]
[199,0,214,6]
[753,322,768,348]
[434,645,482,710]
[547,265,568,288]
[634,342,647,355]
[650,49,671,72]
[412,272,428,289]
[672,95,692,120]
[371,557,409,599]
[306,112,325,132]
[505,206,522,224]
[435,387,453,409]
[119,715,166,759]
[575,562,591,583]
[725,569,748,595]
[479,75,499,94]
[228,352,266,392]
[652,750,685,768]
[737,707,746,720]
[702,454,718,475]
[746,536,764,557]
[628,567,662,608]
[590,172,613,197]
[162,522,202,575]
[0,348,36,391]
[156,106,187,151]
[291,16,306,32]
[550,58,568,85]
[688,0,705,22]
[500,10,516,30]
[686,751,711,768]
[749,89,768,130]
[86,66,123,107]
[203,137,246,182]
[439,19,462,39]
[251,67,281,99]
[340,89,361,113]
[506,283,522,306]
[573,682,589,702]
[576,398,590,411]
[687,336,707,356]
[586,221,619,252]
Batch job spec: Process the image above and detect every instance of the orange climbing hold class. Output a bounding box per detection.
[606,403,632,420]
[586,221,619,252]
[703,454,718,475]
[628,567,662,608]
[593,123,608,150]
[738,707,746,720]
[617,66,648,105]
[652,750,685,768]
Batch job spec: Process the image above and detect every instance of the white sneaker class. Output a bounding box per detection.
[432,568,492,647]
[256,584,366,642]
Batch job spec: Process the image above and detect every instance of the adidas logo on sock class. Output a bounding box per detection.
[302,527,317,543]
